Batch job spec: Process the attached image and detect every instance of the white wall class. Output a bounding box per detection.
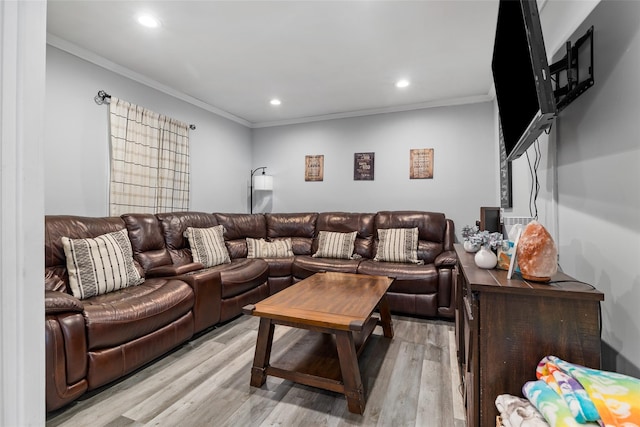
[45,46,253,216]
[252,102,498,237]
[1,1,46,425]
[509,0,639,375]
[556,0,640,375]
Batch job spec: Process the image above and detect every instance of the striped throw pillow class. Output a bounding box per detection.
[247,238,294,258]
[185,225,231,267]
[374,227,424,264]
[62,229,145,300]
[312,231,357,259]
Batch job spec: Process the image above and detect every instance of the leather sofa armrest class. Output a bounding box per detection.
[46,312,88,411]
[175,269,222,332]
[146,262,205,278]
[45,290,83,314]
[435,250,457,268]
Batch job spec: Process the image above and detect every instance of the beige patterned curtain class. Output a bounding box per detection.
[109,97,190,215]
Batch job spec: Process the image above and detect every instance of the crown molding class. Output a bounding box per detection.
[46,34,252,128]
[251,94,493,128]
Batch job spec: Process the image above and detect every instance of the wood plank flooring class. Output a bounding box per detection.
[46,315,466,427]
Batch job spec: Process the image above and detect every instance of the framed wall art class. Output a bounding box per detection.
[354,152,375,180]
[409,148,434,179]
[304,155,324,181]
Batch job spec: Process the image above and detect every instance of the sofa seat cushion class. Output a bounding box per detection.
[292,255,360,279]
[357,260,438,294]
[217,258,270,299]
[82,278,194,350]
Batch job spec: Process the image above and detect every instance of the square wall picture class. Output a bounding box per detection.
[305,155,324,181]
[409,148,434,179]
[354,152,375,180]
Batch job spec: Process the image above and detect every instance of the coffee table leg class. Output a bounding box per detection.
[250,317,274,387]
[378,295,394,338]
[335,330,365,414]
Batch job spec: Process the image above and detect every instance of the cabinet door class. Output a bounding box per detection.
[465,370,475,427]
[463,294,479,427]
[454,265,464,366]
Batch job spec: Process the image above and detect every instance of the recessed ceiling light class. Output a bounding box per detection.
[137,14,160,28]
[270,99,282,106]
[395,79,410,88]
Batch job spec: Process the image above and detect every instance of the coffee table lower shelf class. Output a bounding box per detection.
[261,316,381,394]
[245,311,391,414]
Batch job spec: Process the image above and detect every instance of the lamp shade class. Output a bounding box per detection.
[253,174,273,191]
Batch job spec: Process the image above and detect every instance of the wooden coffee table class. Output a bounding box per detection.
[242,271,394,414]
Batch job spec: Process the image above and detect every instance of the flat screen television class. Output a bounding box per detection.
[492,0,557,162]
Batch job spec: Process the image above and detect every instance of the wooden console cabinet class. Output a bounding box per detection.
[454,244,604,427]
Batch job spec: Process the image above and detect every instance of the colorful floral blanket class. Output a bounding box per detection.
[523,355,640,427]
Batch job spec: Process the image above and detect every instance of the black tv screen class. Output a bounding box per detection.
[492,0,556,162]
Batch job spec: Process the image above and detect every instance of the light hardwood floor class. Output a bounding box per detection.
[46,314,466,427]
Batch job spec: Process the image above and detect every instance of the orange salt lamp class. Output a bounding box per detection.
[516,220,558,282]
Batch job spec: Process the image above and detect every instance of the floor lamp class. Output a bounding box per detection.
[250,167,273,214]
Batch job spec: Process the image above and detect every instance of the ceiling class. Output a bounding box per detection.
[46,1,500,128]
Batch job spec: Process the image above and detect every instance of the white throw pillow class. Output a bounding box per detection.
[62,229,145,300]
[312,230,357,260]
[247,238,294,258]
[374,227,424,264]
[185,225,231,267]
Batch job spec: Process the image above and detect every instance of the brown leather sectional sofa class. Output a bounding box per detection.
[45,210,456,411]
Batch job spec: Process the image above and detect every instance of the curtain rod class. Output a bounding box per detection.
[94,90,196,130]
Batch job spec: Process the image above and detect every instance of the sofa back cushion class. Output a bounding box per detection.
[155,212,219,265]
[214,213,267,259]
[374,211,447,264]
[45,215,130,292]
[315,212,376,259]
[121,213,172,272]
[265,212,318,255]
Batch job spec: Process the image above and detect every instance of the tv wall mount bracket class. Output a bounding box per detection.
[550,26,594,112]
